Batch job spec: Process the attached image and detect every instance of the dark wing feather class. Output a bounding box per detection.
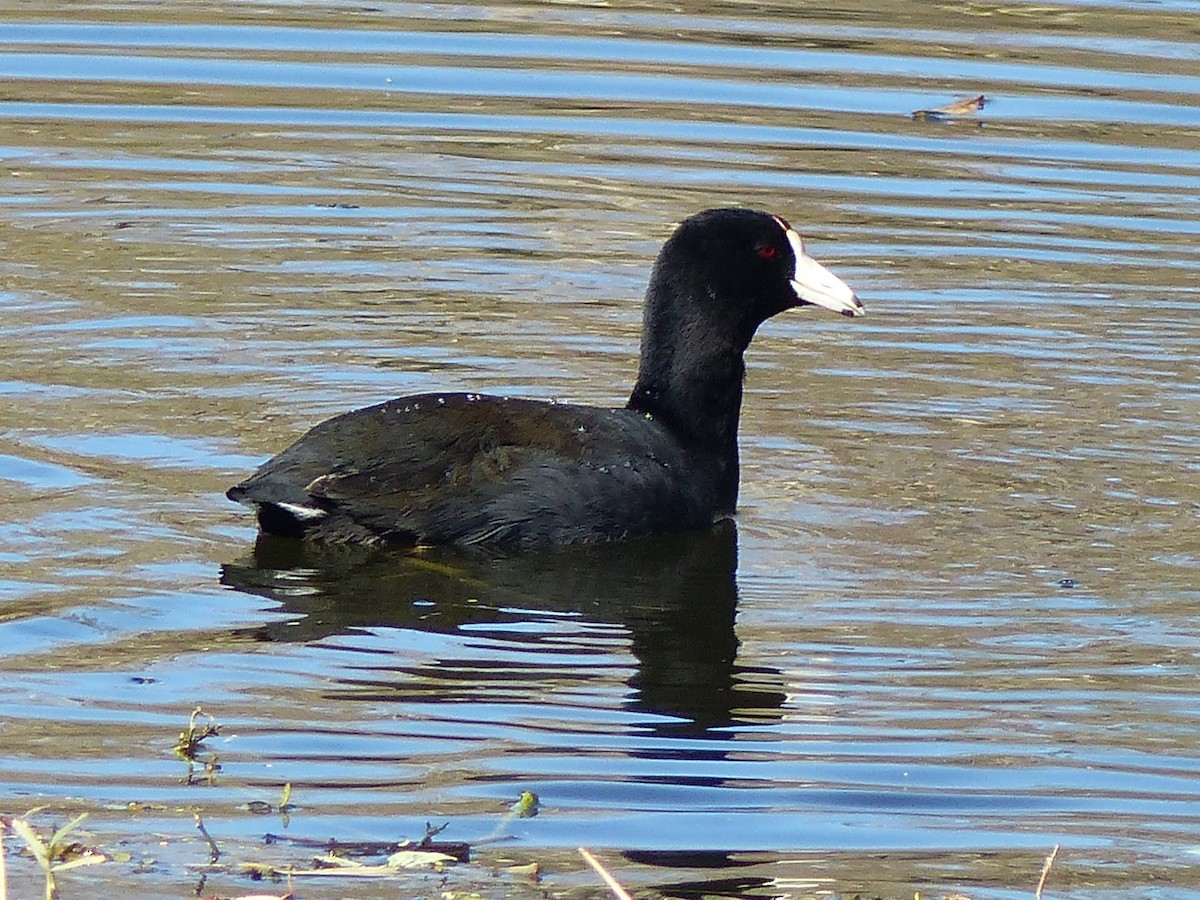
[228,393,716,546]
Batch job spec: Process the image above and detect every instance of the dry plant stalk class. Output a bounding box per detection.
[1,817,8,900]
[578,847,633,900]
[1036,843,1061,900]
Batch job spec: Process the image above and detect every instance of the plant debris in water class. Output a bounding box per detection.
[912,94,988,121]
[174,706,222,784]
[262,820,471,864]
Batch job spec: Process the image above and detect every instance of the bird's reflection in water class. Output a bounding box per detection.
[220,521,785,737]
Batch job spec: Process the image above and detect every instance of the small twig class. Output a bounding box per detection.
[578,847,632,900]
[1035,843,1060,900]
[193,814,220,864]
[421,821,449,842]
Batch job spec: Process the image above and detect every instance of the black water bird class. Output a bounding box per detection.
[227,208,864,547]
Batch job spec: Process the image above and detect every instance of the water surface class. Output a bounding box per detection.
[1,1,1199,897]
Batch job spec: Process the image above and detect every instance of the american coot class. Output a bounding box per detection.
[227,208,864,547]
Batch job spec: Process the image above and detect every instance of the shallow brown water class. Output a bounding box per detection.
[1,1,1199,897]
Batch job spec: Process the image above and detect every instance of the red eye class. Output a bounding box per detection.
[757,245,777,260]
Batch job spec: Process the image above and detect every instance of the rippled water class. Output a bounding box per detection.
[2,2,1199,897]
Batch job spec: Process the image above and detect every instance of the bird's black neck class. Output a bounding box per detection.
[627,273,748,507]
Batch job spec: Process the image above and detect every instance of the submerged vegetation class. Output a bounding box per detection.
[0,799,1065,900]
[0,709,559,900]
[1,811,106,900]
[0,697,1063,900]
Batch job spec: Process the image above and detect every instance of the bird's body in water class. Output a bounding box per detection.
[227,208,864,548]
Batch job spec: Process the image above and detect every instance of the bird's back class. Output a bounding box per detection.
[227,393,726,547]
